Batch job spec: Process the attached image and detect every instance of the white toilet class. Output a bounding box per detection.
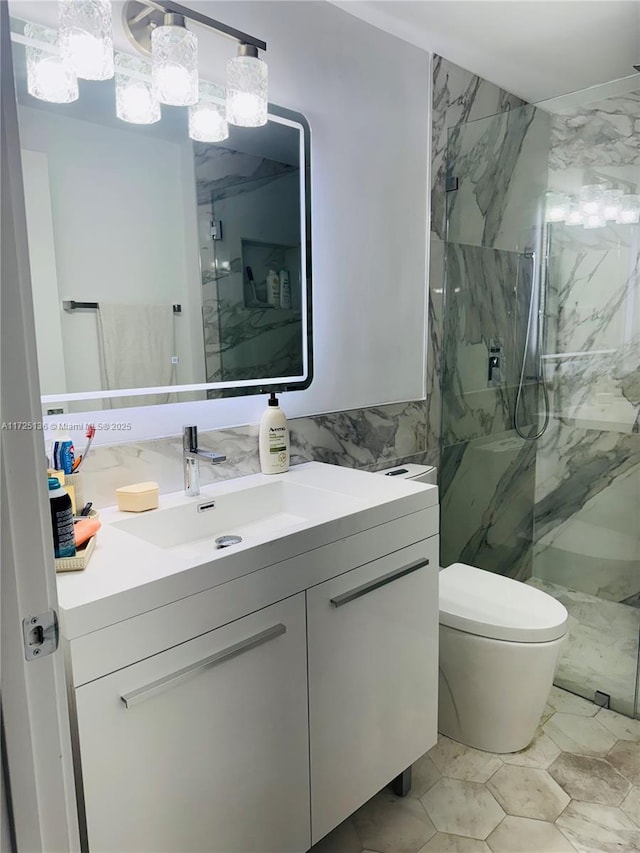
[377,464,569,754]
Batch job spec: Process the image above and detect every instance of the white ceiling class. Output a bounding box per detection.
[333,1,640,102]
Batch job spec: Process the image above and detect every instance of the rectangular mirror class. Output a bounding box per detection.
[10,21,312,414]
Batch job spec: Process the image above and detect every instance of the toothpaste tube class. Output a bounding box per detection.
[53,438,75,474]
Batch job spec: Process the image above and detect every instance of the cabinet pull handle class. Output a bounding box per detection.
[120,623,287,709]
[330,558,429,608]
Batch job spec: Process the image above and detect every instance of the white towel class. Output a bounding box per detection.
[97,303,176,408]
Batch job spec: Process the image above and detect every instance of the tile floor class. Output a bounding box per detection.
[309,687,640,853]
[527,578,640,718]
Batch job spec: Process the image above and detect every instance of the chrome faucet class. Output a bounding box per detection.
[182,425,226,496]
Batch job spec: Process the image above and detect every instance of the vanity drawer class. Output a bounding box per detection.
[67,506,439,685]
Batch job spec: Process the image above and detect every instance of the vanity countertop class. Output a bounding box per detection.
[56,462,438,639]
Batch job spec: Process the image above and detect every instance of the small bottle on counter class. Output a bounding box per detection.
[48,476,76,558]
[259,393,290,474]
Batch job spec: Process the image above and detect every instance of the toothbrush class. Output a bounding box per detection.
[72,425,95,471]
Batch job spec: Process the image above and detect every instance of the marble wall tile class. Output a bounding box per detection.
[79,400,427,508]
[427,57,544,580]
[533,421,640,602]
[439,433,535,576]
[431,56,526,241]
[440,243,536,446]
[446,105,549,254]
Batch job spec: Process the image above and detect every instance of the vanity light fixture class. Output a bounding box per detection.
[58,0,114,81]
[151,12,198,106]
[24,22,79,103]
[226,44,268,127]
[115,54,161,124]
[123,0,268,126]
[14,2,268,134]
[188,81,229,142]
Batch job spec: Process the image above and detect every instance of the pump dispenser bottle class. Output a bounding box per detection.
[259,393,289,474]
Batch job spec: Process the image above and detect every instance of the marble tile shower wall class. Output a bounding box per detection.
[430,56,550,578]
[79,401,428,509]
[532,92,640,602]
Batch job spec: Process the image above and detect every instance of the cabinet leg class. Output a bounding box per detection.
[391,766,412,797]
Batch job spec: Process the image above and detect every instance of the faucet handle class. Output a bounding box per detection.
[183,425,198,453]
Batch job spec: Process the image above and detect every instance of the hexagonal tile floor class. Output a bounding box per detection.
[310,687,640,853]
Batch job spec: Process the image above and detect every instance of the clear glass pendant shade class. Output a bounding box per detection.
[602,189,623,221]
[545,191,569,223]
[565,200,583,226]
[189,81,229,142]
[24,23,79,103]
[115,54,160,124]
[617,194,640,224]
[151,21,198,106]
[579,184,603,216]
[58,0,114,81]
[226,51,268,127]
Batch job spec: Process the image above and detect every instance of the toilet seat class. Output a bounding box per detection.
[439,563,568,643]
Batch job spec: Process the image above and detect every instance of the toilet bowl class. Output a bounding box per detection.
[439,562,568,753]
[376,464,569,754]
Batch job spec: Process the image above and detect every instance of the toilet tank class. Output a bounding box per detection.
[375,463,437,485]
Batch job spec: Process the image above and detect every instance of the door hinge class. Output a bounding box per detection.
[22,609,59,661]
[210,219,222,240]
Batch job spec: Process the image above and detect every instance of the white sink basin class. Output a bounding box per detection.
[111,479,365,550]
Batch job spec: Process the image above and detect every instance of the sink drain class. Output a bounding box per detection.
[215,535,242,549]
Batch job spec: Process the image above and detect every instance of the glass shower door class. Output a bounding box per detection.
[440,90,640,718]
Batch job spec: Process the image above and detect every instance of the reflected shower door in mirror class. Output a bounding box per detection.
[10,27,312,413]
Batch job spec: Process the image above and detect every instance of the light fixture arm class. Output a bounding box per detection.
[128,0,266,53]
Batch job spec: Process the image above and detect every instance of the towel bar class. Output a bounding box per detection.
[62,300,182,314]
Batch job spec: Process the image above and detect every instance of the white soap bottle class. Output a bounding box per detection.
[259,393,289,474]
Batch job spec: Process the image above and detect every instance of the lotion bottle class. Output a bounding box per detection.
[259,393,289,474]
[266,269,280,307]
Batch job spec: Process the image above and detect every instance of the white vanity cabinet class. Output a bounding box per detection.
[58,463,441,853]
[73,594,310,853]
[307,538,439,844]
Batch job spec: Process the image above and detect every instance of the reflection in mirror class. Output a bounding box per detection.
[10,21,312,413]
[194,118,306,398]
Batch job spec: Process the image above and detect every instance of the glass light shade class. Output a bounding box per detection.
[565,200,583,226]
[226,54,268,127]
[115,54,160,124]
[24,23,79,104]
[545,191,569,223]
[59,0,114,81]
[189,82,228,142]
[579,184,603,216]
[617,194,640,224]
[583,212,605,230]
[151,24,198,106]
[602,189,623,221]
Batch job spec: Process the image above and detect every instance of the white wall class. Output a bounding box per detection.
[25,1,430,445]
